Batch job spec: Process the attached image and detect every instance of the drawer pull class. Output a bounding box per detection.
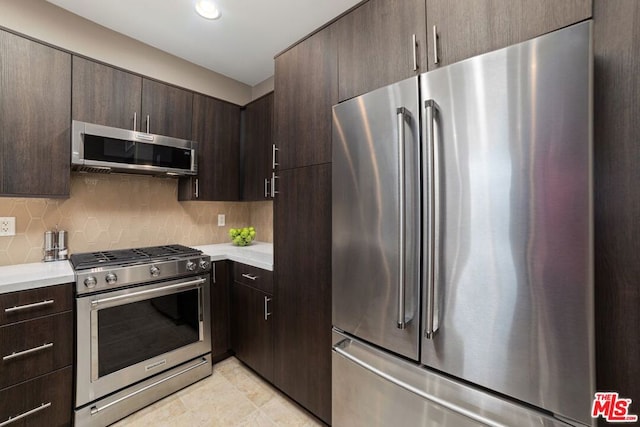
[4,299,54,314]
[241,273,258,281]
[0,402,51,426]
[3,342,54,361]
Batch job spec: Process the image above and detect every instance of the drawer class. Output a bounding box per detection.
[0,311,73,389]
[234,263,273,293]
[0,283,73,326]
[0,366,72,427]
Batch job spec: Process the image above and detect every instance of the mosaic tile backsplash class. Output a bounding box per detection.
[0,174,273,266]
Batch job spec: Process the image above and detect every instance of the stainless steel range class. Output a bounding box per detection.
[71,244,212,427]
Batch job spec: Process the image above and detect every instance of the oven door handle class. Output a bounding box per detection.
[90,278,206,309]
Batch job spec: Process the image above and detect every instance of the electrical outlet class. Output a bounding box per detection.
[217,214,226,226]
[0,217,16,236]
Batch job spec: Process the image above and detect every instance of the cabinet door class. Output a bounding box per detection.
[178,94,240,201]
[337,0,427,101]
[593,0,640,412]
[231,282,273,382]
[426,0,592,69]
[0,367,72,427]
[72,56,142,130]
[273,164,331,424]
[0,30,71,197]
[211,261,231,361]
[242,92,273,201]
[274,25,337,170]
[141,78,193,139]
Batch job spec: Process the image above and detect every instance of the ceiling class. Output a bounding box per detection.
[45,0,361,86]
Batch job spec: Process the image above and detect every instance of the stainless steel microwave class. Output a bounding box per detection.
[71,120,198,176]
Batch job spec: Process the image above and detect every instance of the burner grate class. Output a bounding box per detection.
[70,244,202,270]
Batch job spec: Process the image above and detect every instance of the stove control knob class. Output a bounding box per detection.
[84,276,97,289]
[199,259,210,270]
[150,266,160,277]
[186,261,196,271]
[105,273,118,285]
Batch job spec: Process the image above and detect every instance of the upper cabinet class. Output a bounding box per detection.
[242,92,274,201]
[0,29,71,197]
[72,56,142,130]
[426,0,592,69]
[72,57,193,140]
[274,26,338,170]
[337,0,428,101]
[178,94,240,201]
[141,78,193,140]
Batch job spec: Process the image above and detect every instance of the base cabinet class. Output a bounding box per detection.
[231,264,274,382]
[0,283,73,427]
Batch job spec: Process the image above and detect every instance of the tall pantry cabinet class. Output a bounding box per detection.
[272,24,337,425]
[593,0,640,421]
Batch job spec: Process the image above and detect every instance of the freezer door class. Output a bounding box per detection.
[332,330,574,427]
[332,77,420,360]
[419,22,594,425]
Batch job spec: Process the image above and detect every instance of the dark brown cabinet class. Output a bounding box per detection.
[72,57,193,140]
[337,0,428,101]
[426,0,592,69]
[593,0,640,420]
[211,261,231,362]
[274,25,338,170]
[178,95,240,201]
[242,92,274,201]
[0,283,74,427]
[274,164,332,424]
[72,56,142,130]
[231,264,274,382]
[141,78,193,140]
[0,29,71,198]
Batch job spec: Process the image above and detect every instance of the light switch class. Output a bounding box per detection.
[0,217,16,236]
[218,214,225,226]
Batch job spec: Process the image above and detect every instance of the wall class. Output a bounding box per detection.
[0,174,273,266]
[252,76,275,100]
[0,0,252,106]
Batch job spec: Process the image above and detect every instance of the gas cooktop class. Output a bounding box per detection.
[70,244,202,270]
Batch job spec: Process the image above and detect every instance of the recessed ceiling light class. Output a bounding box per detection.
[195,0,221,20]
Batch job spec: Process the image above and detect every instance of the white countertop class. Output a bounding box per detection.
[0,260,75,294]
[0,241,273,295]
[194,241,273,271]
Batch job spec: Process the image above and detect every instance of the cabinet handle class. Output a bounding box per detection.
[212,263,216,284]
[4,299,54,314]
[3,342,54,361]
[272,144,279,169]
[241,273,257,281]
[0,402,51,427]
[133,112,137,131]
[195,178,199,199]
[146,114,150,133]
[264,296,272,320]
[412,34,418,71]
[432,25,439,65]
[270,172,278,198]
[264,178,270,198]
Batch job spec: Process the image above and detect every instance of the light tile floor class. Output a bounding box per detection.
[112,357,326,427]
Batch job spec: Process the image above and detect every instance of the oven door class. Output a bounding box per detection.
[75,275,211,407]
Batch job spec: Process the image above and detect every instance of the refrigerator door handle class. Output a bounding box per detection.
[424,99,439,339]
[396,107,408,330]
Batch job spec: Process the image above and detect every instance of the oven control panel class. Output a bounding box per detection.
[75,256,212,295]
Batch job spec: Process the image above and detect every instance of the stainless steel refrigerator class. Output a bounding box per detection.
[332,21,594,427]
